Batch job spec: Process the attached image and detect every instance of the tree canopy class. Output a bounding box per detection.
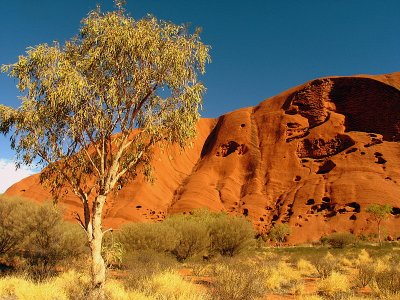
[0,2,210,295]
[0,7,210,200]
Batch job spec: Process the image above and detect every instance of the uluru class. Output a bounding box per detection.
[5,72,400,244]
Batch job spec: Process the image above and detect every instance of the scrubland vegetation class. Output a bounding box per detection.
[1,195,400,299]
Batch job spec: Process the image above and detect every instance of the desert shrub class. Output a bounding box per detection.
[122,249,178,291]
[354,249,374,288]
[207,213,255,256]
[102,234,123,269]
[116,222,179,253]
[163,214,210,261]
[317,271,351,299]
[22,202,87,280]
[297,258,317,277]
[211,262,266,300]
[264,261,303,294]
[0,196,35,256]
[320,232,356,248]
[268,223,291,246]
[373,265,400,296]
[142,271,210,300]
[312,252,339,279]
[355,264,375,288]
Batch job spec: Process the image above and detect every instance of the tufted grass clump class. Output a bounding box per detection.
[142,271,210,300]
[317,271,351,299]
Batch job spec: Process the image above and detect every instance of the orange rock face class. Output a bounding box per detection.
[5,73,400,244]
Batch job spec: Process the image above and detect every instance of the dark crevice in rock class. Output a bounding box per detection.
[317,160,336,174]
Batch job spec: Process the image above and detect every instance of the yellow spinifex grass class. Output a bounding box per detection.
[142,271,210,300]
[264,261,303,293]
[0,270,155,300]
[0,276,68,300]
[296,258,317,276]
[317,271,350,297]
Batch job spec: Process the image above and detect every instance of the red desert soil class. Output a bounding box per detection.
[5,72,400,244]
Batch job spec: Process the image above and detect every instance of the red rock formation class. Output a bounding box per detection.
[5,72,400,244]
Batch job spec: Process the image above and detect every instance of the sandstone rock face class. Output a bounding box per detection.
[5,73,400,244]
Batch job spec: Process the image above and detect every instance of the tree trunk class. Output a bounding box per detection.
[89,194,107,299]
[378,221,382,246]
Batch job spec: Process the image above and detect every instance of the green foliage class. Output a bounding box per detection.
[1,1,210,288]
[366,204,392,220]
[0,196,35,255]
[0,196,87,280]
[102,239,123,269]
[207,213,256,256]
[320,232,357,249]
[268,223,291,246]
[366,204,392,244]
[116,222,179,253]
[0,3,210,202]
[22,202,87,279]
[117,210,256,262]
[163,214,210,261]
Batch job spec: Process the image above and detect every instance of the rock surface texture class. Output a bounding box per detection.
[5,73,400,243]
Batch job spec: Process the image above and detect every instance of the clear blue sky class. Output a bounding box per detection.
[0,0,399,191]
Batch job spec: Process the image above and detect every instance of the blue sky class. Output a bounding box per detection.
[1,0,400,192]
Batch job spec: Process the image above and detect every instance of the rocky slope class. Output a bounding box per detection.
[5,72,400,244]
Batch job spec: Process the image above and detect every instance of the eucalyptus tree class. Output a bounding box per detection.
[366,204,392,245]
[0,1,209,295]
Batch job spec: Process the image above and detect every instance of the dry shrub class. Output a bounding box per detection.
[313,252,339,278]
[297,258,317,277]
[317,271,351,299]
[264,261,303,295]
[211,262,265,300]
[372,265,400,297]
[354,249,374,288]
[122,249,178,291]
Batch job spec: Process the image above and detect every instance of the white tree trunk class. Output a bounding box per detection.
[89,194,107,299]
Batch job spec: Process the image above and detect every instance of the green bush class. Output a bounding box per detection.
[320,232,356,248]
[23,202,87,279]
[0,196,35,255]
[0,197,86,279]
[268,223,291,246]
[116,222,179,253]
[207,213,255,256]
[163,214,209,261]
[117,209,256,261]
